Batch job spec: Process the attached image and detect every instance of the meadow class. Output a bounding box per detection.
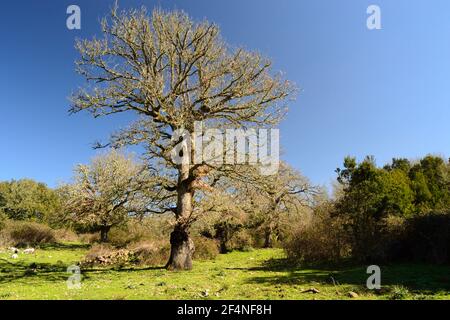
[1,244,449,300]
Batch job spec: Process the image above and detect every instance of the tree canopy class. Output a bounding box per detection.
[70,5,295,269]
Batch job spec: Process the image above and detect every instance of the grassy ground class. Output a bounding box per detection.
[0,244,449,300]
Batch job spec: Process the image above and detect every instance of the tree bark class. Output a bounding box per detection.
[166,164,195,270]
[166,224,195,270]
[100,226,111,243]
[263,228,273,248]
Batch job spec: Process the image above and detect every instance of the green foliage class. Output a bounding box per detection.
[337,155,449,214]
[402,211,450,264]
[409,155,450,213]
[0,179,61,223]
[329,155,450,262]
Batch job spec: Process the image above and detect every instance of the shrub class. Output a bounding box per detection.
[108,226,144,247]
[228,230,254,252]
[192,236,219,260]
[0,212,7,230]
[128,240,169,266]
[78,233,99,244]
[92,216,173,247]
[402,212,450,264]
[389,286,410,300]
[284,206,450,265]
[1,221,55,247]
[54,228,80,242]
[283,207,350,265]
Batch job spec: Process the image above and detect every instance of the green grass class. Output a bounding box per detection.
[0,244,449,300]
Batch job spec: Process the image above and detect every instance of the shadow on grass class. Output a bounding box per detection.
[0,259,70,285]
[240,257,450,294]
[38,242,91,250]
[0,258,165,286]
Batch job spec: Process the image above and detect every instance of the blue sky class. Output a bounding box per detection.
[0,0,449,190]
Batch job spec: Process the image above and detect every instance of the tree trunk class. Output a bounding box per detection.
[166,224,195,270]
[100,226,110,243]
[263,228,273,248]
[166,164,195,270]
[215,223,229,254]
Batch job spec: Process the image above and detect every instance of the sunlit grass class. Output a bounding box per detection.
[0,244,449,300]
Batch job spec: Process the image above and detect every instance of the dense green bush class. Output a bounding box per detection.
[0,179,61,222]
[401,212,450,264]
[285,209,450,265]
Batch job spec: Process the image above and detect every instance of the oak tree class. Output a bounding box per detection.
[70,6,294,269]
[59,150,154,242]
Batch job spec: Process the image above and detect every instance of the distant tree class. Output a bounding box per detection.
[245,162,315,247]
[335,156,416,260]
[199,162,312,248]
[409,155,450,212]
[196,183,248,253]
[0,179,61,222]
[70,6,294,269]
[384,158,411,173]
[59,150,158,242]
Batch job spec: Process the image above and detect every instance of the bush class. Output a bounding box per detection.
[1,221,55,247]
[107,220,159,247]
[389,286,410,300]
[54,228,80,242]
[78,233,99,244]
[402,212,450,264]
[192,236,219,260]
[0,212,7,230]
[128,240,169,266]
[228,230,254,252]
[283,207,350,265]
[284,205,450,265]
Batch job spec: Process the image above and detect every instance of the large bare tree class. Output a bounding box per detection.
[70,5,294,269]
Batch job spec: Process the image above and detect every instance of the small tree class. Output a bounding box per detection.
[198,162,314,249]
[244,162,314,247]
[60,150,151,242]
[334,156,415,260]
[196,179,248,253]
[0,179,61,223]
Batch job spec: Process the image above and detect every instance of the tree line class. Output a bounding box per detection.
[285,155,450,265]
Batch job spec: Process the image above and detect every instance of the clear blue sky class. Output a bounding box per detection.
[1,0,449,190]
